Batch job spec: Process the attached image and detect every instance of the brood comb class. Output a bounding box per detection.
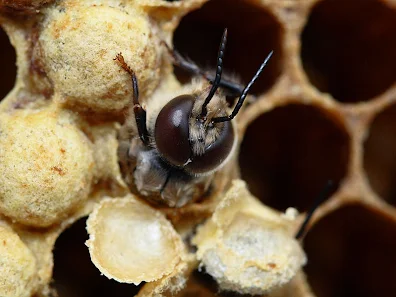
[0,0,396,296]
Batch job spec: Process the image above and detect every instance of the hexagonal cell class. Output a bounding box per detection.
[0,27,16,100]
[53,217,143,297]
[173,0,283,95]
[301,0,396,103]
[239,104,348,212]
[304,204,396,297]
[364,103,396,206]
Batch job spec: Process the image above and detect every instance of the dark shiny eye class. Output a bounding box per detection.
[185,121,234,175]
[154,95,195,167]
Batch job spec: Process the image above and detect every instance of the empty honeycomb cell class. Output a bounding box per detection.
[53,217,143,297]
[0,106,94,227]
[363,103,396,206]
[0,27,16,100]
[173,0,282,95]
[239,104,348,212]
[301,0,396,103]
[304,204,396,297]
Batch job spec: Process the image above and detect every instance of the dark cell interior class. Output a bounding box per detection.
[175,270,249,297]
[0,27,16,100]
[52,217,142,297]
[301,0,396,103]
[173,0,282,95]
[304,204,396,297]
[364,103,396,206]
[239,104,348,212]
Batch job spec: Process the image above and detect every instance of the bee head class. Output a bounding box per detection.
[154,91,235,175]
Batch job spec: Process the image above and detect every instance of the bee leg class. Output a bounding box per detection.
[114,53,150,145]
[162,41,244,96]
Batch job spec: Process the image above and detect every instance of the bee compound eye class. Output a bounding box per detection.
[186,121,234,175]
[155,95,195,167]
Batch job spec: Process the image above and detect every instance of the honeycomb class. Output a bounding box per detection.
[0,0,396,296]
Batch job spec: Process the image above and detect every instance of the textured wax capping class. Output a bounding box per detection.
[193,180,306,295]
[1,0,396,297]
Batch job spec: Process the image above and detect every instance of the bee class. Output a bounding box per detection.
[115,29,273,207]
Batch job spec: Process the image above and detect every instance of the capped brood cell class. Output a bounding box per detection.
[0,105,94,227]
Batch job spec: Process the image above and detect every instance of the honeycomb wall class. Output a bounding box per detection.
[0,0,396,296]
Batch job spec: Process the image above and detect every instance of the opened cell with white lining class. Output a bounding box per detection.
[86,195,186,285]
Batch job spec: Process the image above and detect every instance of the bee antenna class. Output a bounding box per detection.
[295,180,336,240]
[212,50,273,123]
[201,28,228,118]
